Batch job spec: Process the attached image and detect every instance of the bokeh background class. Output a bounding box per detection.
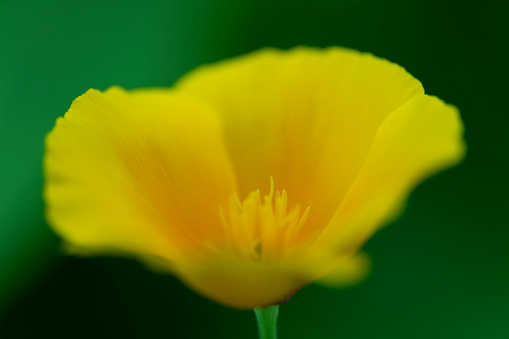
[1,0,508,338]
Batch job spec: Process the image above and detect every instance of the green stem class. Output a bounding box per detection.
[254,305,279,339]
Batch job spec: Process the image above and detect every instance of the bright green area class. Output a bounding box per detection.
[0,0,508,338]
[255,305,279,339]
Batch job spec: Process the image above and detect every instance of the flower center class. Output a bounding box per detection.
[219,177,310,262]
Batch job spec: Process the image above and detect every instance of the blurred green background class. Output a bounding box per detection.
[1,0,507,338]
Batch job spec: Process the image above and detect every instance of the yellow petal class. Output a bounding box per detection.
[313,95,465,252]
[174,243,368,308]
[176,47,424,242]
[44,87,238,262]
[175,258,305,309]
[316,252,371,288]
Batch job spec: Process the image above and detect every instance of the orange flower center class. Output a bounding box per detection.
[219,177,310,262]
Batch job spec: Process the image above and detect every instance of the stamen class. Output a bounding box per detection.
[220,177,310,261]
[268,176,275,201]
[297,206,311,232]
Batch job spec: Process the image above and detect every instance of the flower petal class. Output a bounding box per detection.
[175,258,306,309]
[176,47,424,240]
[313,95,465,252]
[174,248,372,308]
[44,87,238,262]
[316,252,371,288]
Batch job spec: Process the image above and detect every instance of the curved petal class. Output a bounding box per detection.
[173,248,357,309]
[175,259,305,309]
[176,47,424,240]
[313,95,466,253]
[174,247,373,308]
[44,87,238,262]
[316,252,371,288]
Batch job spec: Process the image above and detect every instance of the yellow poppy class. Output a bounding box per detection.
[44,47,465,309]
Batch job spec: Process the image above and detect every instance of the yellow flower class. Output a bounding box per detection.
[44,47,465,309]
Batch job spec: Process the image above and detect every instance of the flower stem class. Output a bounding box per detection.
[254,305,279,339]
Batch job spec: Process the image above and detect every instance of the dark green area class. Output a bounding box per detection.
[0,0,507,338]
